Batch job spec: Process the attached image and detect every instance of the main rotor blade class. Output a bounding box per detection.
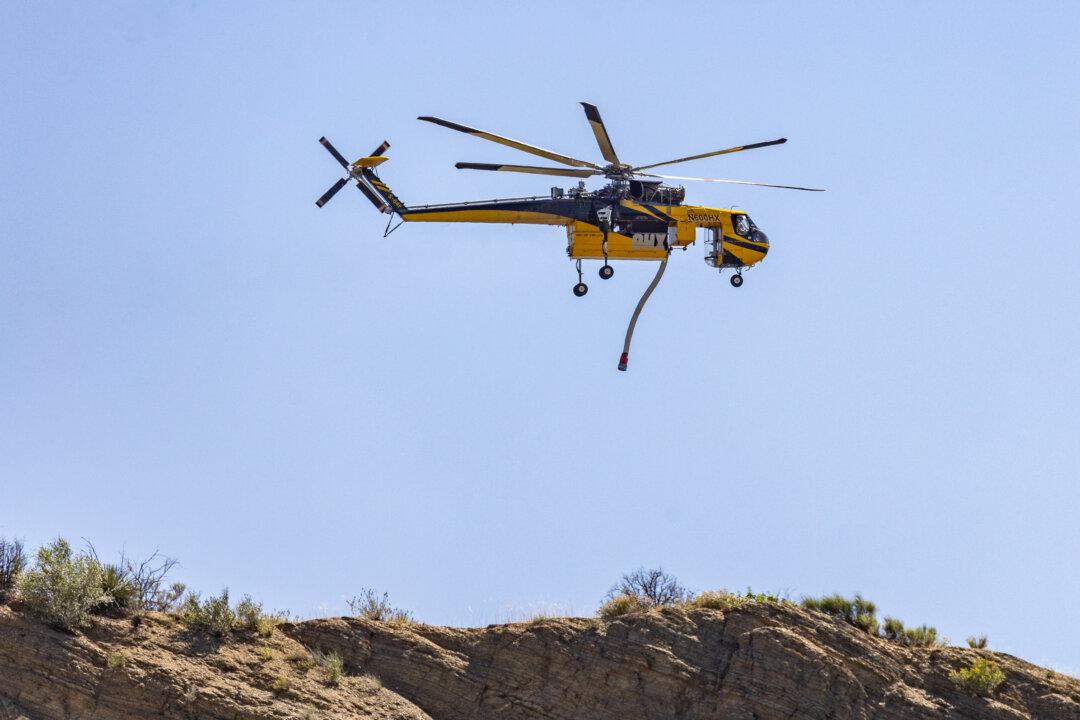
[369,140,390,157]
[639,172,824,192]
[419,115,602,169]
[632,138,788,172]
[580,102,620,165]
[455,162,598,178]
[319,137,350,169]
[315,177,350,207]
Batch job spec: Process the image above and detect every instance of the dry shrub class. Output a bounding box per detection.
[686,590,749,612]
[347,589,413,625]
[607,567,690,606]
[598,593,652,619]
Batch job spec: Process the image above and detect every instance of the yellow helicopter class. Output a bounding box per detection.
[316,102,822,370]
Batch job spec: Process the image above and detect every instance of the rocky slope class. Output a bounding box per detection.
[1,601,1078,720]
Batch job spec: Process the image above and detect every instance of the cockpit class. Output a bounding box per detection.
[704,213,769,270]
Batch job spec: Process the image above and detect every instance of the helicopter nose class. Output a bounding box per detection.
[751,229,769,255]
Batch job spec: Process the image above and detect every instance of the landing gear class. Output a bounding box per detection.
[730,273,744,288]
[599,264,614,280]
[573,259,588,297]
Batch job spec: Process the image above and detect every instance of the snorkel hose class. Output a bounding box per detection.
[618,259,668,371]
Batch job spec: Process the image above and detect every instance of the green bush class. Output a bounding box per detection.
[16,539,110,630]
[881,616,940,647]
[0,537,27,602]
[313,650,344,685]
[176,589,237,635]
[106,650,126,669]
[882,616,906,641]
[801,593,878,635]
[255,613,285,637]
[967,635,988,649]
[950,658,1005,697]
[743,588,786,604]
[98,564,139,613]
[903,624,940,647]
[598,593,652,619]
[235,594,262,629]
[347,589,413,625]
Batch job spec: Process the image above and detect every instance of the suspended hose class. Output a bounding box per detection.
[618,259,668,371]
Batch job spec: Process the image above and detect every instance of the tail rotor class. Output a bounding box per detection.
[315,137,394,210]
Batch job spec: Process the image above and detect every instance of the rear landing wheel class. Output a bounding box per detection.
[573,282,589,297]
[599,264,614,280]
[730,274,744,288]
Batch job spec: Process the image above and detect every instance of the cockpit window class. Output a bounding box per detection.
[733,214,751,237]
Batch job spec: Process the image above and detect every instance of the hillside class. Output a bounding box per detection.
[2,600,1078,720]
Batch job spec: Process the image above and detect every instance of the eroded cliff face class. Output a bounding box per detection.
[1,602,1078,720]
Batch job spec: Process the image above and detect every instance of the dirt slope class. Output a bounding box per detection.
[2,602,1078,720]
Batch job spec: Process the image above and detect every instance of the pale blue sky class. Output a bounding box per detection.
[2,2,1079,672]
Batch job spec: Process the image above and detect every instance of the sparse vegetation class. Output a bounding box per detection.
[174,589,280,638]
[598,592,652,619]
[289,649,316,671]
[86,545,183,614]
[347,589,413,625]
[271,675,289,692]
[902,624,941,647]
[97,563,139,613]
[967,635,988,649]
[177,589,237,635]
[321,651,344,685]
[16,538,109,630]
[950,658,1005,697]
[106,650,126,669]
[881,615,941,647]
[0,537,27,602]
[255,613,284,637]
[801,594,879,635]
[235,594,262,629]
[742,588,788,604]
[257,645,273,663]
[686,590,749,612]
[309,647,345,684]
[607,567,691,606]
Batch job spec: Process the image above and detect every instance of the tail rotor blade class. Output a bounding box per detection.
[319,136,350,169]
[315,177,349,207]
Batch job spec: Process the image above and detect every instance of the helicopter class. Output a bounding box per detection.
[316,102,822,370]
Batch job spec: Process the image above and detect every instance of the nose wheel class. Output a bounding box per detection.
[599,264,614,280]
[572,259,588,297]
[730,272,744,288]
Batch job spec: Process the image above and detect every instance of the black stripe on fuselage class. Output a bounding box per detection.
[640,203,675,223]
[724,235,769,253]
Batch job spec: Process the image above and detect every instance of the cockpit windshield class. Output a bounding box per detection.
[733,214,752,237]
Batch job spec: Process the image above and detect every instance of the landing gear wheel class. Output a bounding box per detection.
[599,264,614,280]
[573,282,589,297]
[730,274,744,288]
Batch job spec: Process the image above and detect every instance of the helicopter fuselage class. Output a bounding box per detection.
[399,186,768,268]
